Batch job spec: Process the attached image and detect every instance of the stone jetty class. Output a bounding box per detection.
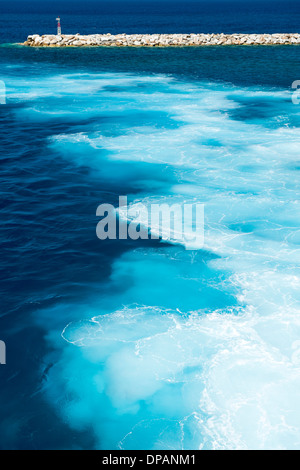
[23,33,300,47]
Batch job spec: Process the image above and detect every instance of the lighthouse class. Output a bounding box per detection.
[56,17,62,36]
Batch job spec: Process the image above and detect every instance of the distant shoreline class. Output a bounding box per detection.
[23,33,300,47]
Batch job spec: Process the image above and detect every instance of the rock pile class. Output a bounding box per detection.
[23,33,300,47]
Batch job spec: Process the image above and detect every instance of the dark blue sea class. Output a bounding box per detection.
[0,0,300,450]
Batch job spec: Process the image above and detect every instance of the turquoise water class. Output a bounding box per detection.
[1,2,300,451]
[46,73,300,450]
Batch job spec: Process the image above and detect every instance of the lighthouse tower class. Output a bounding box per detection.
[56,17,62,36]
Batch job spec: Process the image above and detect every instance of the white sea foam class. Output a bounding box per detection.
[25,72,300,449]
[56,298,300,450]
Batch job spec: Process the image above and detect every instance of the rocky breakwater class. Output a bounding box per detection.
[23,33,300,47]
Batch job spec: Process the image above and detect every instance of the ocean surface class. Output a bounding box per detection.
[0,0,300,450]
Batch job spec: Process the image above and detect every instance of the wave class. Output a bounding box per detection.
[20,71,300,449]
